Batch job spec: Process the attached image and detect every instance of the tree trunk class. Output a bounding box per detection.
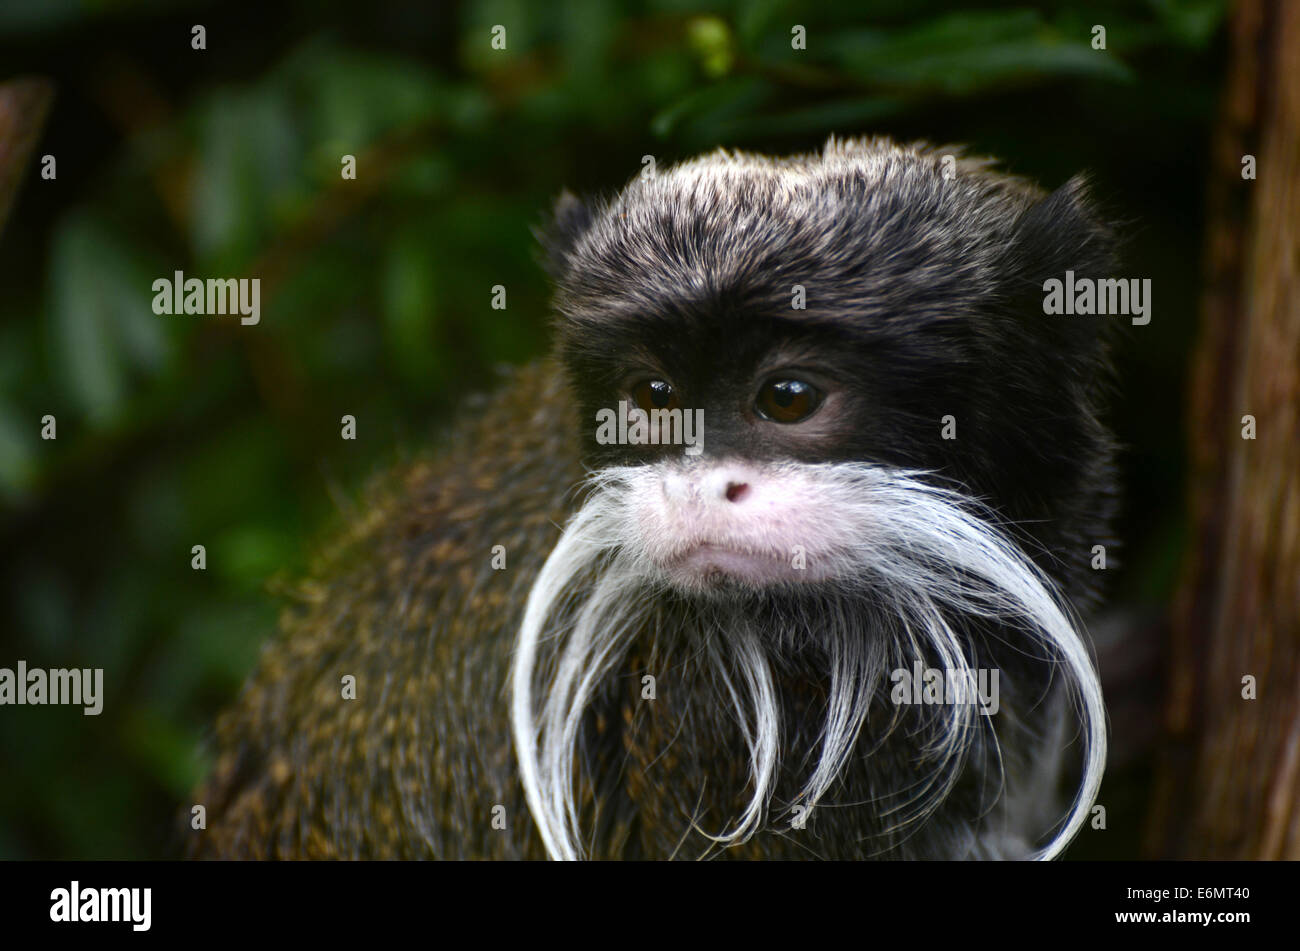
[0,76,54,236]
[1147,0,1300,859]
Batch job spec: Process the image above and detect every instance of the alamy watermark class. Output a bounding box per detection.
[595,401,704,456]
[890,661,1000,715]
[151,270,260,325]
[1042,270,1151,326]
[50,882,150,931]
[0,661,103,715]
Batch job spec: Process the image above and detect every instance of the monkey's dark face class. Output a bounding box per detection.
[604,320,972,589]
[543,137,1115,597]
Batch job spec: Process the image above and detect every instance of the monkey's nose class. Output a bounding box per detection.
[662,465,757,505]
[698,466,755,504]
[724,481,750,503]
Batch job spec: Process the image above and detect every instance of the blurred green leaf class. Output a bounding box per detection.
[687,15,735,78]
[191,89,299,267]
[1151,0,1228,48]
[734,0,791,48]
[559,0,619,80]
[383,226,443,386]
[213,524,297,591]
[282,42,440,147]
[652,75,771,139]
[47,213,169,426]
[825,12,1135,93]
[0,400,36,499]
[122,707,208,798]
[459,0,541,70]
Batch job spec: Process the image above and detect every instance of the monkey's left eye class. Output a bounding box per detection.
[756,379,822,423]
[631,380,680,412]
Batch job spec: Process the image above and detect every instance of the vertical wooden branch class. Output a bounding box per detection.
[0,76,55,236]
[1148,0,1300,858]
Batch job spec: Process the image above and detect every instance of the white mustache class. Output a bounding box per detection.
[510,462,1106,861]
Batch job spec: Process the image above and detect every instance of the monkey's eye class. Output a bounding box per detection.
[756,379,822,423]
[631,380,680,412]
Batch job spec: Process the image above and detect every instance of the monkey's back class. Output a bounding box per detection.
[190,361,577,859]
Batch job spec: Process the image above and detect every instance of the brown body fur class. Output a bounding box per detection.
[193,362,573,858]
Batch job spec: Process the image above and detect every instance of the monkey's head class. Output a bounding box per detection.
[514,136,1117,861]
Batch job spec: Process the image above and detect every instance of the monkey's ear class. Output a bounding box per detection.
[1007,175,1116,287]
[536,189,594,280]
[1002,175,1120,356]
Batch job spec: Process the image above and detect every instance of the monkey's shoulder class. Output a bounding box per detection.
[191,360,577,859]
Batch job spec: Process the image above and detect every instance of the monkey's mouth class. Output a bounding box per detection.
[664,542,829,587]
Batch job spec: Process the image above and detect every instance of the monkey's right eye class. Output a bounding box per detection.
[756,378,822,423]
[631,380,680,412]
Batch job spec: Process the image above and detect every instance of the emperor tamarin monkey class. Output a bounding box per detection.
[192,136,1117,860]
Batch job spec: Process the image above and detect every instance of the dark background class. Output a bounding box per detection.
[0,0,1226,859]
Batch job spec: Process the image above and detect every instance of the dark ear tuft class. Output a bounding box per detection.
[1008,175,1116,283]
[999,175,1122,364]
[535,189,594,280]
